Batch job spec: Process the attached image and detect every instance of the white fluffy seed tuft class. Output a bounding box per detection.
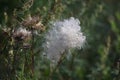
[43,17,86,61]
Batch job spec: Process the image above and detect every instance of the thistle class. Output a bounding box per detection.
[43,17,86,62]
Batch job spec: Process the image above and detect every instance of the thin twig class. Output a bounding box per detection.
[31,28,35,76]
[48,50,67,80]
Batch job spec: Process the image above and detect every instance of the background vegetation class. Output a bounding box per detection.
[0,0,120,80]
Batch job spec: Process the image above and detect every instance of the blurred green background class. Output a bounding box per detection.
[0,0,120,80]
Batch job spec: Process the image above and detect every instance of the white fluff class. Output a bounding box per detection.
[43,17,86,61]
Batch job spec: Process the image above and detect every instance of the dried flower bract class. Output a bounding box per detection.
[13,27,32,41]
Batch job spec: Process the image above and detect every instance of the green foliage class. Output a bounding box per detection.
[0,0,120,80]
